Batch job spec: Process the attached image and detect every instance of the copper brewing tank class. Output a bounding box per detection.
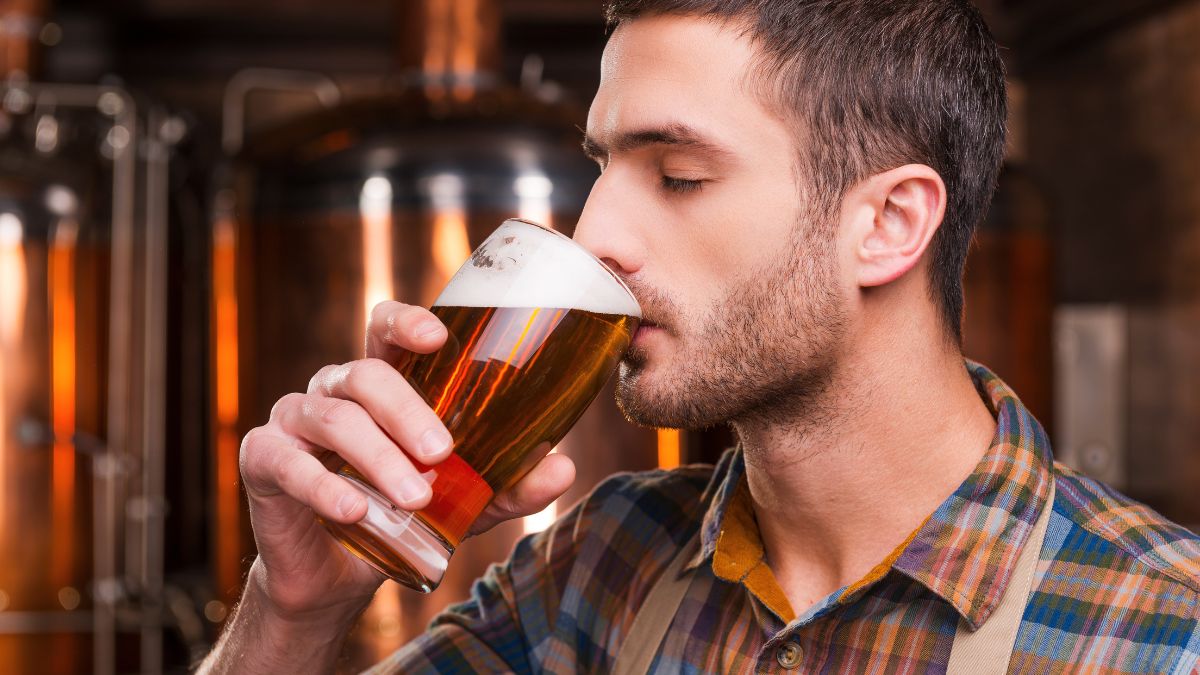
[211,0,659,663]
[0,2,184,671]
[0,86,109,675]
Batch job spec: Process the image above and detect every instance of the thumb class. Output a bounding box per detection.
[468,452,576,536]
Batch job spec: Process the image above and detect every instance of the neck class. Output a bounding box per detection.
[733,319,996,616]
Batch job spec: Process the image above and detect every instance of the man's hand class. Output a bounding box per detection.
[199,301,576,673]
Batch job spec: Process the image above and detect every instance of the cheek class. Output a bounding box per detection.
[688,193,801,290]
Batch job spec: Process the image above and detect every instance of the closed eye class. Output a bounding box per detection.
[661,176,703,194]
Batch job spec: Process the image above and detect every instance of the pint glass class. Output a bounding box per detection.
[323,219,642,592]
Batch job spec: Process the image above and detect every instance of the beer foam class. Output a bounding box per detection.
[434,219,642,317]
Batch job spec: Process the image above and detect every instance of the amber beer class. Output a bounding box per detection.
[323,219,641,592]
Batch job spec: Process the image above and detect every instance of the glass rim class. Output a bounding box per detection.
[501,217,640,312]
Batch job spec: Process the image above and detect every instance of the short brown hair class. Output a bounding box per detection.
[604,0,1007,342]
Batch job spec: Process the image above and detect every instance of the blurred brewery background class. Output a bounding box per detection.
[0,0,1197,671]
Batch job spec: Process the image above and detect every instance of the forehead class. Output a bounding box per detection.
[588,15,782,145]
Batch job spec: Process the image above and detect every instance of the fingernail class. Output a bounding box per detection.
[415,321,444,339]
[418,427,453,459]
[336,493,362,519]
[397,476,430,504]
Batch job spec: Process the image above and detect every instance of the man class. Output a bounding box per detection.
[201,0,1200,672]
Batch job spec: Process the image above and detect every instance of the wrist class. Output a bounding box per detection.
[246,557,371,636]
[198,559,371,674]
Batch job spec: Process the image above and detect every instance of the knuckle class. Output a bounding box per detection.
[392,388,434,424]
[240,426,264,455]
[238,428,264,472]
[270,392,306,423]
[318,398,361,426]
[343,358,389,397]
[386,305,429,342]
[307,364,339,394]
[239,427,283,486]
[369,300,404,326]
[369,301,408,337]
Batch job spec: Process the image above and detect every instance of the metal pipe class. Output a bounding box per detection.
[100,85,136,675]
[138,104,172,675]
[220,68,341,155]
[0,611,94,633]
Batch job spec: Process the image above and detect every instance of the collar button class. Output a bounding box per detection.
[776,641,802,669]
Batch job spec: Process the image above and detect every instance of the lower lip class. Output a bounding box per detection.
[633,324,663,343]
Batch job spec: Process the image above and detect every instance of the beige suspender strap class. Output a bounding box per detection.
[611,535,700,675]
[946,481,1055,675]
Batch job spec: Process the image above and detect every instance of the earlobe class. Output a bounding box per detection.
[855,165,946,288]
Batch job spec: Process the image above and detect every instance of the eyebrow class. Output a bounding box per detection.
[581,123,735,162]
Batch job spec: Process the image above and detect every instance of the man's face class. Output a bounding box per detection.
[575,15,851,430]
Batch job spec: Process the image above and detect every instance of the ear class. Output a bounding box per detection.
[847,164,947,288]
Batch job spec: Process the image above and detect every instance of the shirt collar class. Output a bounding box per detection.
[892,360,1054,630]
[685,360,1054,631]
[686,446,746,572]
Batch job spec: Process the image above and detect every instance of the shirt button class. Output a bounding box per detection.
[776,642,802,669]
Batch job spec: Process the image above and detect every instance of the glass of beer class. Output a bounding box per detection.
[322,218,641,592]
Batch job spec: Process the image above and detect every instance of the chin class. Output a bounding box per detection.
[615,362,660,428]
[615,360,690,429]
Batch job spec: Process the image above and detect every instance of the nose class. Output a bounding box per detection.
[572,172,644,278]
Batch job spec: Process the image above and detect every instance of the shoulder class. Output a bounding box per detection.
[516,455,724,588]
[1023,463,1200,668]
[551,460,717,547]
[489,458,725,667]
[1050,462,1200,596]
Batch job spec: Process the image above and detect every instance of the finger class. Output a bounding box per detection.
[365,301,447,364]
[276,393,434,511]
[469,453,576,536]
[307,364,338,394]
[312,359,454,465]
[241,429,369,525]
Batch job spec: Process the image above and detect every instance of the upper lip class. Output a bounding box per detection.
[637,319,666,334]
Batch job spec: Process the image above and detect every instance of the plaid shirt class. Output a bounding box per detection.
[375,363,1200,673]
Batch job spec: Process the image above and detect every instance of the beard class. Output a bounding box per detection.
[615,217,847,431]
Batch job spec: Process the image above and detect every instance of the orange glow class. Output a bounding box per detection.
[431,211,471,285]
[0,213,28,524]
[423,0,451,101]
[50,219,78,586]
[452,0,480,101]
[426,173,471,305]
[316,130,354,156]
[360,177,395,332]
[212,210,241,598]
[213,220,239,426]
[657,429,681,470]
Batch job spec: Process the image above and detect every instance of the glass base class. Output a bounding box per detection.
[323,473,454,593]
